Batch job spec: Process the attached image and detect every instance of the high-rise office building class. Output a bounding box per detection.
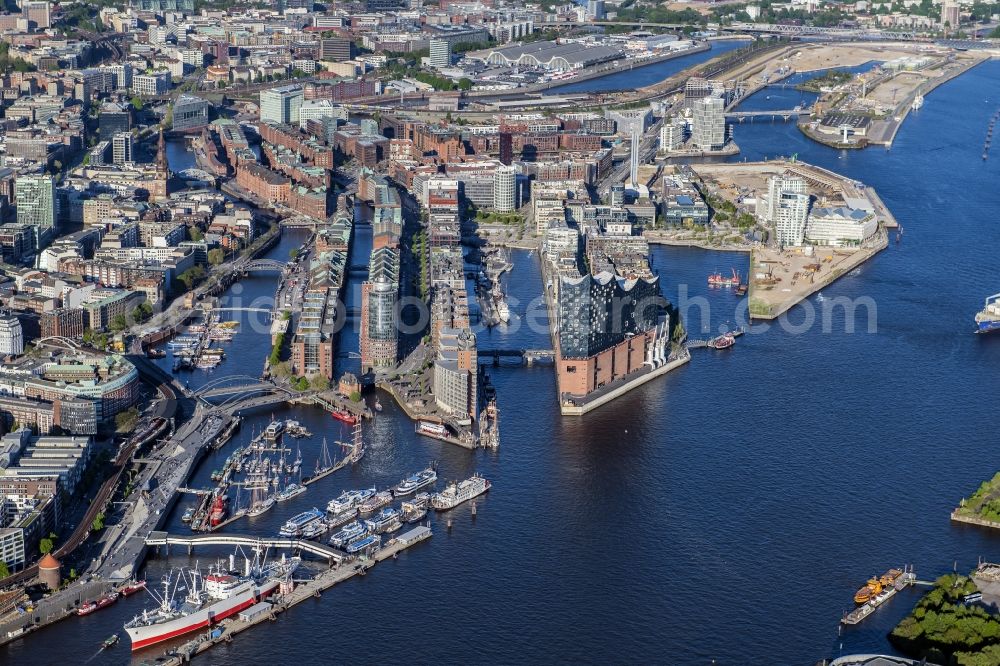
[24,1,50,28]
[429,39,451,68]
[260,85,303,125]
[691,96,725,151]
[99,102,131,138]
[15,175,56,247]
[112,132,133,164]
[360,247,399,372]
[0,315,23,356]
[587,0,605,19]
[941,0,960,27]
[763,175,810,246]
[319,38,352,61]
[765,175,807,221]
[499,132,513,166]
[774,191,811,247]
[493,165,516,212]
[659,116,686,151]
[172,94,210,132]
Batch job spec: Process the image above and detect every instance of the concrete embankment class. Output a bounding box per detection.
[377,382,476,450]
[950,511,1000,531]
[749,228,889,321]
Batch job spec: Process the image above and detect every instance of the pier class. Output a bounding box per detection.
[157,527,433,664]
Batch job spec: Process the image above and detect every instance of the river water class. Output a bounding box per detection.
[7,54,1000,666]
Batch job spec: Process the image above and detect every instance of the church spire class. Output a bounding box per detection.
[156,126,168,173]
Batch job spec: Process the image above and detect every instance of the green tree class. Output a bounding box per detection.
[131,96,143,111]
[0,561,9,578]
[189,227,204,242]
[110,313,128,331]
[207,248,225,265]
[115,407,139,433]
[349,391,361,403]
[177,266,206,291]
[39,538,53,554]
[309,374,329,391]
[91,511,105,531]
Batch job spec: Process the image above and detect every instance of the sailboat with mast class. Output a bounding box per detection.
[246,483,275,518]
[343,421,364,465]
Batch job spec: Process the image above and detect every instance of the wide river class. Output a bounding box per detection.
[6,52,1000,666]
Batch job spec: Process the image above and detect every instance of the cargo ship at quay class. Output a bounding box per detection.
[124,551,299,651]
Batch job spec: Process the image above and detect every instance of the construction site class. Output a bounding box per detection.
[684,160,897,320]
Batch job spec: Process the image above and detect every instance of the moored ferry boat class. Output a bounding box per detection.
[121,580,147,597]
[325,508,357,529]
[345,534,380,554]
[431,474,490,510]
[329,520,369,548]
[393,468,437,496]
[358,490,392,513]
[415,421,449,439]
[263,420,284,442]
[401,493,430,523]
[326,487,375,516]
[278,508,325,538]
[975,293,1000,333]
[364,507,402,534]
[181,507,195,523]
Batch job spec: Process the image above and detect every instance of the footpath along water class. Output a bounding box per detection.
[5,61,1000,666]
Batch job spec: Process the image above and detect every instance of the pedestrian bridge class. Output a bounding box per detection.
[478,348,555,366]
[242,259,286,273]
[145,531,344,562]
[725,109,809,120]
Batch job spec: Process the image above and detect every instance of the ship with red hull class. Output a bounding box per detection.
[78,592,119,616]
[330,409,357,425]
[124,553,297,652]
[208,494,227,527]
